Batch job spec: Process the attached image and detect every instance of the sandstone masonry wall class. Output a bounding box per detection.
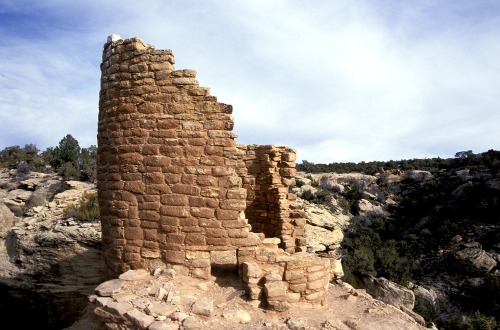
[238,239,331,311]
[98,36,307,279]
[98,37,258,278]
[238,145,306,254]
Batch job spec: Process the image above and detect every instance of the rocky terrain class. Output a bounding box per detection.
[69,268,426,330]
[0,168,430,329]
[0,169,104,329]
[293,169,500,328]
[2,164,497,329]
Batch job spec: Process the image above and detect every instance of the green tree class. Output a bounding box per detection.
[23,144,45,171]
[376,240,412,286]
[23,144,39,163]
[79,145,97,182]
[469,311,497,330]
[0,145,24,169]
[0,144,43,170]
[50,134,81,180]
[51,134,81,169]
[41,147,56,168]
[455,150,475,160]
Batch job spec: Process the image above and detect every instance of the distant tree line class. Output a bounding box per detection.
[297,149,500,175]
[0,134,96,182]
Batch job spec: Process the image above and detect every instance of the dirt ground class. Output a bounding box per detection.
[70,265,429,330]
[154,268,428,330]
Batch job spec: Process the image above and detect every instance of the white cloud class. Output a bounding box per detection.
[0,0,499,163]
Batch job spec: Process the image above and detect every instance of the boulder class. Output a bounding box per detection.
[17,172,49,190]
[404,170,433,182]
[361,275,415,310]
[125,309,155,329]
[286,317,308,330]
[191,298,213,316]
[413,285,439,319]
[303,201,350,230]
[356,199,385,215]
[319,176,344,193]
[182,316,202,329]
[455,169,472,180]
[329,258,344,280]
[221,309,251,323]
[0,201,15,237]
[24,178,67,211]
[486,177,500,191]
[298,185,318,200]
[118,269,151,281]
[452,246,497,275]
[451,181,473,198]
[95,279,126,297]
[3,189,32,216]
[305,224,343,252]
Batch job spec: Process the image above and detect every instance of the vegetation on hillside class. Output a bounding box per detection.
[0,134,96,182]
[301,150,500,329]
[298,149,500,175]
[63,191,100,221]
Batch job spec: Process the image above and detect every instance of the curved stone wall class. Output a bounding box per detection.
[98,36,305,279]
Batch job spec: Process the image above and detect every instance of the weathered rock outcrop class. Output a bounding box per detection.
[0,201,14,237]
[302,201,347,253]
[0,167,432,329]
[357,275,426,326]
[452,242,497,275]
[355,198,385,215]
[0,169,104,329]
[360,275,415,310]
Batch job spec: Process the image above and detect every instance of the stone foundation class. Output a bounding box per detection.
[238,238,330,310]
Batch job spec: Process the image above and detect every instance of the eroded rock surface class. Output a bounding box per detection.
[452,244,497,275]
[0,169,104,329]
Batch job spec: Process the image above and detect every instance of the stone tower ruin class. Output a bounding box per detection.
[98,35,330,309]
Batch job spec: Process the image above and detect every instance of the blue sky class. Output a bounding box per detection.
[1,0,499,163]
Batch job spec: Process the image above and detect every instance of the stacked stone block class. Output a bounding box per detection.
[97,35,318,312]
[238,145,306,253]
[238,238,331,311]
[98,36,260,278]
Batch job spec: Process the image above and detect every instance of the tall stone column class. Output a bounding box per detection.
[97,36,253,278]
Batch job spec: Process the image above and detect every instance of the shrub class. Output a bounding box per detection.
[469,311,497,330]
[337,196,350,213]
[295,180,305,188]
[301,188,316,201]
[375,239,412,286]
[59,162,80,180]
[16,162,31,178]
[437,311,498,330]
[63,191,100,221]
